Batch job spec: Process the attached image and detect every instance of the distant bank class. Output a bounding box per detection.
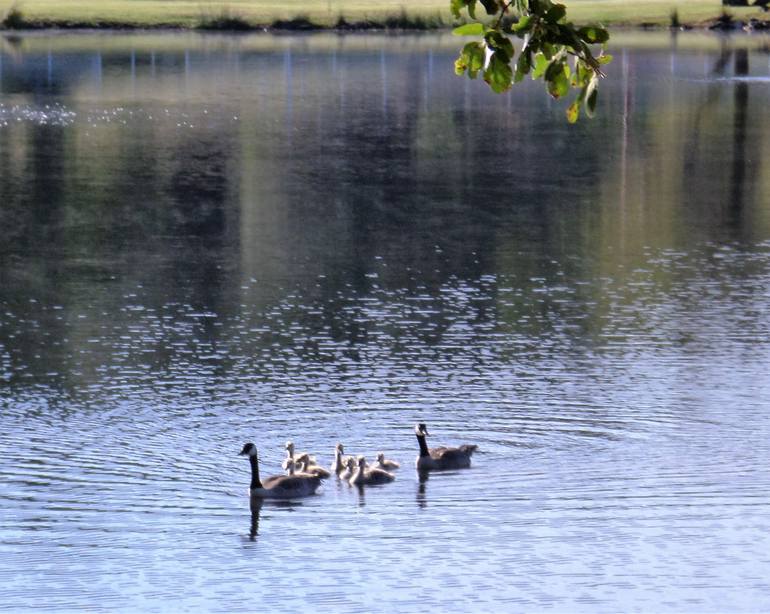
[1,0,768,31]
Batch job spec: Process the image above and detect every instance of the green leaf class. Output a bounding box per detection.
[574,59,590,84]
[454,55,468,76]
[454,62,465,76]
[577,26,609,44]
[544,4,567,23]
[566,101,580,123]
[512,15,532,33]
[455,42,485,78]
[597,53,613,65]
[514,50,531,82]
[453,23,485,35]
[544,59,564,82]
[547,69,570,99]
[484,53,513,93]
[468,43,485,77]
[532,53,549,79]
[484,30,514,63]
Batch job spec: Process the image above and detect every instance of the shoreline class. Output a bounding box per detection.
[2,10,770,34]
[2,22,770,34]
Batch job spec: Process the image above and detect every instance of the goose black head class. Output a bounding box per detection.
[239,443,257,457]
[415,423,429,436]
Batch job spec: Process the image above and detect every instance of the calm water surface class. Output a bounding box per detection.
[1,31,770,613]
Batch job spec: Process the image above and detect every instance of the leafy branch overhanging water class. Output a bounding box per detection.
[452,0,612,122]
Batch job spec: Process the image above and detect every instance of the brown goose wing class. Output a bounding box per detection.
[429,446,454,460]
[262,474,318,490]
[431,445,476,461]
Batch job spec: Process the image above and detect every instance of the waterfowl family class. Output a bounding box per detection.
[238,424,478,502]
[373,452,400,471]
[414,423,477,470]
[240,443,322,499]
[349,456,396,486]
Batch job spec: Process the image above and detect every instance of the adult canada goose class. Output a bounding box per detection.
[330,443,355,475]
[349,456,395,486]
[281,441,316,472]
[240,443,322,499]
[373,452,400,471]
[297,459,332,479]
[414,423,477,470]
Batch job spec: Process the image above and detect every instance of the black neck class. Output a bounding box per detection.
[416,432,430,457]
[249,454,263,489]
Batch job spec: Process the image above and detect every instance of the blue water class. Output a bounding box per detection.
[1,31,770,612]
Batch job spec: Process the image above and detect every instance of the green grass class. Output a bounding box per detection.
[197,6,254,30]
[0,0,767,29]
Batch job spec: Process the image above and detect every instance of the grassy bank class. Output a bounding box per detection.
[0,0,767,30]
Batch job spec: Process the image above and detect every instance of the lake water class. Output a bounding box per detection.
[1,30,770,613]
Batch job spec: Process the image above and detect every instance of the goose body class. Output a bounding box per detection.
[240,443,322,499]
[373,452,400,471]
[330,443,355,475]
[349,456,395,486]
[414,423,477,470]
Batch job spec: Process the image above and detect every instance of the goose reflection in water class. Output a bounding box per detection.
[352,479,400,507]
[354,483,366,507]
[249,500,262,541]
[417,469,430,509]
[247,499,301,541]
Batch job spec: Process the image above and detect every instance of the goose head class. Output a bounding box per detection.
[239,443,258,457]
[336,443,345,454]
[376,452,386,463]
[415,423,429,437]
[356,456,367,469]
[285,441,295,455]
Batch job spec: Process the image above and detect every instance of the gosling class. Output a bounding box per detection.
[349,456,395,486]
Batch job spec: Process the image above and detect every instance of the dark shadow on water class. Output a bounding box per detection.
[417,469,430,509]
[729,48,749,228]
[249,500,262,541]
[354,479,401,506]
[246,498,306,541]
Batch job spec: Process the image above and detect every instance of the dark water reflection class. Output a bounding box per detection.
[1,32,770,612]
